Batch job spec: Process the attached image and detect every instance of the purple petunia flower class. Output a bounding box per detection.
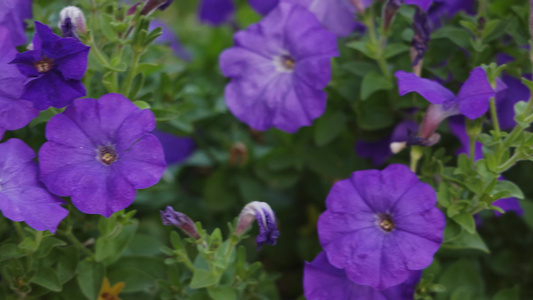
[38,94,167,217]
[0,139,68,233]
[152,129,196,166]
[236,201,280,249]
[220,3,338,133]
[10,21,90,111]
[0,25,38,140]
[395,67,504,145]
[199,0,278,26]
[304,252,422,300]
[284,0,370,37]
[356,120,418,166]
[0,0,32,46]
[318,164,445,289]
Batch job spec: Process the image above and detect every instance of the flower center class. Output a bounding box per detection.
[378,213,395,233]
[34,57,54,73]
[273,53,296,73]
[101,293,117,300]
[97,145,118,166]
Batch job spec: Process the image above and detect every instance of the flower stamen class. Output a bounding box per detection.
[34,57,54,73]
[97,146,118,165]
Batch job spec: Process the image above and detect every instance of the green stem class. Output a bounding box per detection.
[498,152,521,173]
[364,9,391,79]
[62,230,94,258]
[122,50,142,96]
[410,146,423,173]
[178,253,195,272]
[489,97,501,137]
[13,222,25,240]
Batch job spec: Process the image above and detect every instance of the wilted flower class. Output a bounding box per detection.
[304,252,421,300]
[220,3,338,133]
[395,67,504,146]
[128,0,173,15]
[160,206,201,239]
[236,201,280,249]
[0,25,38,139]
[58,6,87,39]
[318,164,445,289]
[0,139,68,233]
[229,142,248,166]
[0,0,32,46]
[10,21,90,110]
[98,278,125,300]
[39,94,166,217]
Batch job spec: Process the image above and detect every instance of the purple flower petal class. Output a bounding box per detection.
[0,25,37,138]
[199,0,235,26]
[152,130,196,166]
[285,0,366,37]
[448,116,483,160]
[493,197,523,217]
[404,0,433,11]
[304,252,421,300]
[395,70,455,104]
[496,74,531,130]
[0,139,68,233]
[39,95,166,217]
[456,67,500,120]
[0,0,32,46]
[318,164,445,289]
[248,0,279,15]
[10,21,89,110]
[220,3,338,133]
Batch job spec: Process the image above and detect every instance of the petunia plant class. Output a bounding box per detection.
[1,0,533,299]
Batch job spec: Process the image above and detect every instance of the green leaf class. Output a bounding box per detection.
[452,213,476,234]
[134,100,151,109]
[31,267,62,292]
[35,237,67,258]
[18,237,39,253]
[341,61,379,77]
[493,285,520,300]
[356,95,394,130]
[346,41,376,59]
[360,72,393,100]
[189,269,219,289]
[108,268,153,293]
[492,180,525,199]
[314,109,347,146]
[437,259,484,300]
[432,26,471,48]
[76,259,105,300]
[208,285,237,300]
[0,244,25,261]
[383,43,410,59]
[56,246,79,284]
[443,230,490,253]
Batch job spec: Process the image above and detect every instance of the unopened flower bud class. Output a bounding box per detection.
[160,206,200,239]
[411,7,430,72]
[58,6,87,39]
[236,201,280,250]
[350,0,367,14]
[128,0,173,16]
[229,142,248,167]
[382,0,402,32]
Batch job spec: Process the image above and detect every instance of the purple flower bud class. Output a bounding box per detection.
[128,0,171,16]
[411,7,430,69]
[58,6,87,39]
[236,201,280,250]
[382,0,402,32]
[160,206,201,239]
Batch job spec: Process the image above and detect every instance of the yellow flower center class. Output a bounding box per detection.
[34,57,54,73]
